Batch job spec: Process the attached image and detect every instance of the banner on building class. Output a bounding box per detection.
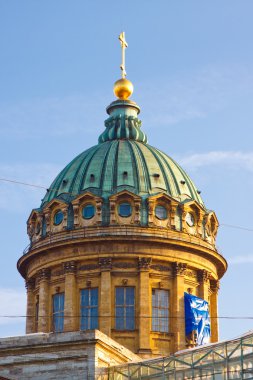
[184,292,210,346]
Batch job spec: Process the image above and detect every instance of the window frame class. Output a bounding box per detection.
[152,288,169,333]
[82,204,96,220]
[115,286,135,331]
[52,292,65,332]
[80,287,99,330]
[118,202,132,218]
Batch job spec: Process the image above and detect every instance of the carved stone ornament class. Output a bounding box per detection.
[138,257,152,270]
[113,262,136,269]
[210,279,220,293]
[172,262,187,277]
[79,264,100,271]
[38,268,51,281]
[63,261,77,274]
[25,278,35,291]
[150,264,171,272]
[197,269,211,283]
[99,257,112,270]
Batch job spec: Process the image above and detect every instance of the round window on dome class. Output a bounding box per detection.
[155,205,167,220]
[54,210,64,226]
[118,202,132,217]
[186,212,195,227]
[82,204,95,219]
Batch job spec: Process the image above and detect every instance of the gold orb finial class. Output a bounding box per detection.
[114,78,134,100]
[114,32,134,100]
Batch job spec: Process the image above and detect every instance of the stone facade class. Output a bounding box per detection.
[0,330,140,380]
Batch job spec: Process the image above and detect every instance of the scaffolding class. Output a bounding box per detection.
[97,331,253,379]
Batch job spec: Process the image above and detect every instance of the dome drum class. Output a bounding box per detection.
[26,190,218,251]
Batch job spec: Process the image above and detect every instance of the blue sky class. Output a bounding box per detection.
[0,1,253,341]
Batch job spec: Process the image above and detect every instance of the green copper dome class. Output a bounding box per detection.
[41,100,203,207]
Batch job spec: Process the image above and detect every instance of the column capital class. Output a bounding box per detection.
[25,278,35,291]
[197,269,211,283]
[172,262,187,277]
[99,257,112,270]
[38,268,51,281]
[210,279,220,293]
[63,260,77,274]
[138,257,152,270]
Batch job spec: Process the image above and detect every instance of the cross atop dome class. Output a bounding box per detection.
[114,32,134,100]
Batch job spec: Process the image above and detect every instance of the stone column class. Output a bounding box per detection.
[99,258,112,336]
[25,279,35,334]
[210,280,219,343]
[198,270,210,301]
[63,261,77,332]
[38,268,51,332]
[172,262,187,352]
[138,257,152,356]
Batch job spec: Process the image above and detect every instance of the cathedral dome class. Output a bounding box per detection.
[42,99,203,208]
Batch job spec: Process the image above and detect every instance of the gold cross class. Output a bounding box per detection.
[119,32,128,79]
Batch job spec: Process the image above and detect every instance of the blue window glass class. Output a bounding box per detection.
[118,202,132,217]
[152,289,169,332]
[155,205,167,220]
[53,293,64,332]
[54,210,64,225]
[82,204,95,219]
[80,288,98,330]
[115,287,135,330]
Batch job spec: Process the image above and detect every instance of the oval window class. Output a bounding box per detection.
[186,212,195,227]
[54,210,64,225]
[118,202,132,217]
[155,205,167,220]
[82,204,95,219]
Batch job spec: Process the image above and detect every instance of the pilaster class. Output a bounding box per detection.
[198,270,210,301]
[210,280,220,342]
[172,262,187,352]
[99,257,112,336]
[138,257,152,356]
[25,279,35,334]
[38,268,51,332]
[63,261,77,332]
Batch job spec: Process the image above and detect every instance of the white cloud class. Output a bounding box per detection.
[177,151,253,172]
[0,163,61,212]
[228,255,253,265]
[0,288,26,326]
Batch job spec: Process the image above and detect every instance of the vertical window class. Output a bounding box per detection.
[115,287,135,330]
[80,288,98,330]
[152,289,169,332]
[53,293,64,332]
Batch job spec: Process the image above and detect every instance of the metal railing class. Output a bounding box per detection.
[96,331,253,379]
[23,225,218,256]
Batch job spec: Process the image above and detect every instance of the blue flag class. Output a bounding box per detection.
[184,293,210,345]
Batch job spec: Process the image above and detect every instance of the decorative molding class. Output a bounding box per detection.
[185,269,197,279]
[25,278,35,291]
[51,269,64,277]
[113,262,136,269]
[197,269,211,283]
[79,264,100,271]
[138,257,152,270]
[63,261,77,274]
[38,268,51,281]
[86,280,92,287]
[150,264,171,272]
[99,257,112,270]
[122,279,128,285]
[172,262,187,277]
[210,279,220,293]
